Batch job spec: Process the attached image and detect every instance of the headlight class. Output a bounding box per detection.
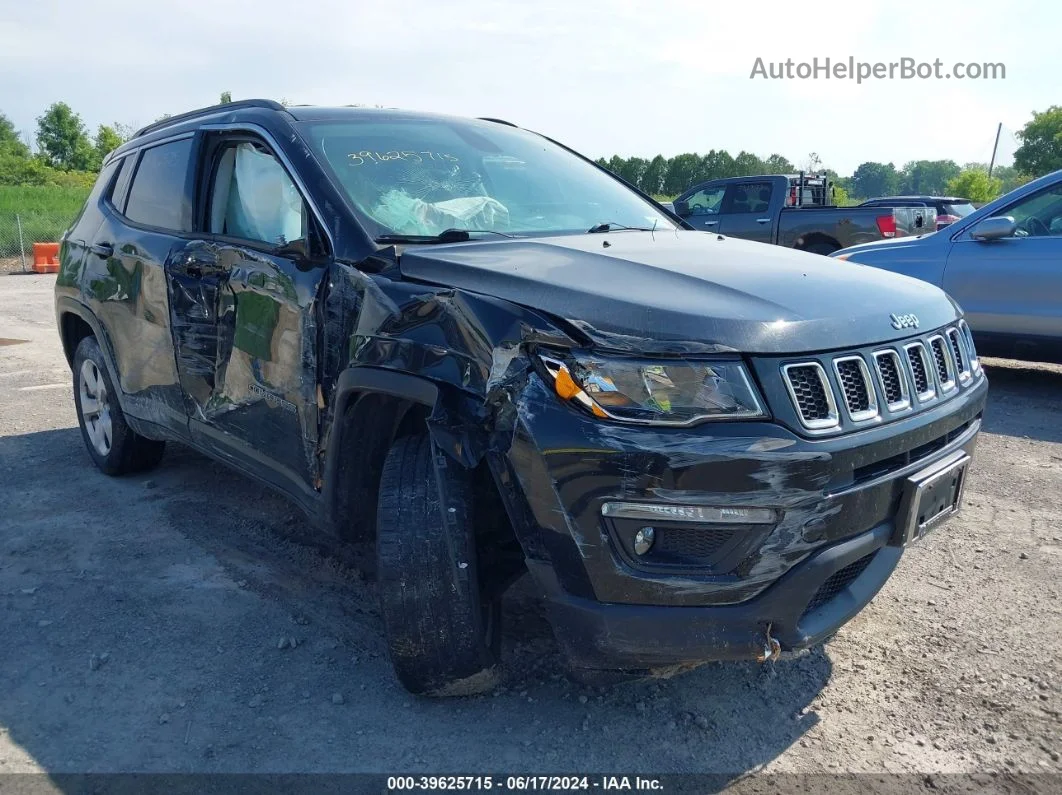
[539,353,767,426]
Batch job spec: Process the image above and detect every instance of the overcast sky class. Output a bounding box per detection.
[2,0,1055,174]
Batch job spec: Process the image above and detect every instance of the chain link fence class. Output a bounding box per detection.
[0,213,33,274]
[1,209,81,274]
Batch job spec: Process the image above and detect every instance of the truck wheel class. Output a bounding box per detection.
[72,336,165,476]
[805,242,839,256]
[376,434,501,696]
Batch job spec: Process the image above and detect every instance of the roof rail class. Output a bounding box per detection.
[477,117,517,127]
[134,99,287,138]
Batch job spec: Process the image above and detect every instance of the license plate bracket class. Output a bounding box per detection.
[893,452,970,546]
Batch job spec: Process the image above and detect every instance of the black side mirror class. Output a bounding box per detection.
[672,200,691,217]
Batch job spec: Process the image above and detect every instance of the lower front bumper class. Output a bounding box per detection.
[534,520,901,670]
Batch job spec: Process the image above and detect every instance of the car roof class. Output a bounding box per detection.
[110,100,520,162]
[866,195,971,203]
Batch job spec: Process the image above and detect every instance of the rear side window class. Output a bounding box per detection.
[125,138,194,231]
[108,156,137,212]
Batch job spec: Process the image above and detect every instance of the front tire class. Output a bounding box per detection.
[72,336,165,476]
[376,434,501,696]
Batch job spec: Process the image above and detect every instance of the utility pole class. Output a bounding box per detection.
[988,122,1002,178]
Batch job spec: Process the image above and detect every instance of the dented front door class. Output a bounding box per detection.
[167,240,323,495]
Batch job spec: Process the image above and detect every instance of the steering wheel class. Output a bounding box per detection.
[1023,216,1050,237]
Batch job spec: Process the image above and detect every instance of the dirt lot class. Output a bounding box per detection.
[1,274,1060,784]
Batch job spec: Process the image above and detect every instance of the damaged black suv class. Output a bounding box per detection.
[56,100,987,695]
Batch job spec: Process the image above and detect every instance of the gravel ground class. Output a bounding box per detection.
[1,274,1060,785]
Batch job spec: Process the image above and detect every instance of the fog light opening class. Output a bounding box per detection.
[633,527,656,556]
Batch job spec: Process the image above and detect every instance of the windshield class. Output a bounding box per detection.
[297,117,675,239]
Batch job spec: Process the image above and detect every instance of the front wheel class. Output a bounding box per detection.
[376,434,501,696]
[72,336,165,476]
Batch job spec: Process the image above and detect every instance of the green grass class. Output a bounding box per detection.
[0,185,91,258]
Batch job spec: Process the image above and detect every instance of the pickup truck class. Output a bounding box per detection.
[672,175,936,254]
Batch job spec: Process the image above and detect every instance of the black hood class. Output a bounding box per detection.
[398,231,959,355]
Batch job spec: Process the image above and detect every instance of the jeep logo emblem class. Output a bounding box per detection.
[890,313,919,330]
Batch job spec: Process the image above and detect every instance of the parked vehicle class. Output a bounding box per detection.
[56,101,986,695]
[834,170,1062,363]
[672,174,935,254]
[859,195,976,231]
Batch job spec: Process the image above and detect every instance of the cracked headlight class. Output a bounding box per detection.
[539,353,767,426]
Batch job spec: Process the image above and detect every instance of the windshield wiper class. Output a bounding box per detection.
[375,228,516,245]
[586,221,656,234]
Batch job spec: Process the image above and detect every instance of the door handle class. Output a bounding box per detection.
[756,218,771,224]
[90,242,114,258]
[703,220,718,227]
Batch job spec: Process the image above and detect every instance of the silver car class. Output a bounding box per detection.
[833,169,1062,364]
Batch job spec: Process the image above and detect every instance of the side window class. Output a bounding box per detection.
[724,182,773,214]
[108,156,137,213]
[684,186,726,216]
[1003,185,1062,237]
[125,138,194,231]
[208,141,307,247]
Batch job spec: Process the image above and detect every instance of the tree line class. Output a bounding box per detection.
[4,96,1062,205]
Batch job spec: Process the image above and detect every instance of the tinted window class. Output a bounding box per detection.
[109,156,137,212]
[725,182,772,214]
[125,138,194,231]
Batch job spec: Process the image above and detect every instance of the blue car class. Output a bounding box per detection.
[833,169,1062,364]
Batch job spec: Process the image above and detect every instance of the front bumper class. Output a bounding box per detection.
[496,369,986,669]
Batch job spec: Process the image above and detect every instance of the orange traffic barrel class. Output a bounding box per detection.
[32,242,60,274]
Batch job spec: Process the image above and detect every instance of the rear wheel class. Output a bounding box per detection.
[73,336,165,475]
[805,241,839,256]
[376,434,501,696]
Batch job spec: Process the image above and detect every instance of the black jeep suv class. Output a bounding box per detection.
[56,100,987,695]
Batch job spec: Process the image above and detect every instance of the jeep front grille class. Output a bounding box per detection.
[833,356,878,421]
[781,325,981,433]
[929,335,956,392]
[873,350,909,411]
[905,342,934,400]
[947,327,971,381]
[782,363,838,429]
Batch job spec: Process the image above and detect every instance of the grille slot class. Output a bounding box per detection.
[904,342,934,400]
[873,349,909,410]
[929,335,956,391]
[801,552,877,620]
[650,526,737,567]
[833,356,878,421]
[947,327,970,381]
[783,363,838,429]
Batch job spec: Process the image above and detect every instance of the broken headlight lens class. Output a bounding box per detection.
[539,353,767,425]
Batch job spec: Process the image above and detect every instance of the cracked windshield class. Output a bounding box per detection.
[299,117,676,238]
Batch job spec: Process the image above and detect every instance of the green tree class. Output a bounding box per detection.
[36,102,94,170]
[663,153,702,195]
[641,155,668,195]
[219,91,233,104]
[899,159,961,195]
[851,161,900,198]
[763,154,795,174]
[93,124,125,164]
[945,168,1002,203]
[733,151,766,176]
[0,112,30,158]
[1014,106,1062,178]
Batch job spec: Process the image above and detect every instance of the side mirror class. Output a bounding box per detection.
[970,216,1017,241]
[672,200,691,217]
